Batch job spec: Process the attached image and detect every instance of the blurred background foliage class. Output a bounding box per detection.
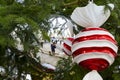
[0,0,120,80]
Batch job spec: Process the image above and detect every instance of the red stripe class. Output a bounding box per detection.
[72,47,117,58]
[72,34,117,45]
[79,58,109,71]
[67,38,74,42]
[63,43,71,51]
[81,27,108,32]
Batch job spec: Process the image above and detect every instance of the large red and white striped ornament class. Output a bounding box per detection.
[72,27,118,71]
[70,1,117,80]
[63,37,74,56]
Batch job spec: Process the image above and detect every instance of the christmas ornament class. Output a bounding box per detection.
[72,27,117,71]
[70,0,118,80]
[71,1,114,28]
[66,21,74,37]
[63,37,74,56]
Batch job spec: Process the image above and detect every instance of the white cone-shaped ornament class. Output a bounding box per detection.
[83,70,103,80]
[71,2,114,28]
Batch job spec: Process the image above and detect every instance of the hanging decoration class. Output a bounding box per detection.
[72,27,117,80]
[62,0,118,80]
[71,0,114,28]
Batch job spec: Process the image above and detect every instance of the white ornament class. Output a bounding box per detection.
[83,70,103,80]
[71,2,114,28]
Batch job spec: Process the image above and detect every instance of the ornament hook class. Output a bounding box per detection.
[88,0,94,3]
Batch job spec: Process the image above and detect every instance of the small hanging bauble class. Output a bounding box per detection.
[63,37,74,56]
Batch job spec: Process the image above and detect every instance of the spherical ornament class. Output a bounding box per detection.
[63,37,74,56]
[72,27,118,71]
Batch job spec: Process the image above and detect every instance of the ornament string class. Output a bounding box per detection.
[88,0,94,3]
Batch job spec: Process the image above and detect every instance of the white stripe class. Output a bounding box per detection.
[75,30,114,39]
[72,40,118,53]
[73,52,114,65]
[64,39,72,47]
[63,48,72,55]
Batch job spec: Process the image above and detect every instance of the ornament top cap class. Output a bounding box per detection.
[71,2,114,28]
